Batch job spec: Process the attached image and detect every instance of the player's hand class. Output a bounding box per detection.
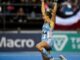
[53,2,57,5]
[41,0,44,2]
[54,0,58,2]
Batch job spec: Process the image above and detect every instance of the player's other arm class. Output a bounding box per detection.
[50,2,57,28]
[41,0,51,23]
[51,2,57,21]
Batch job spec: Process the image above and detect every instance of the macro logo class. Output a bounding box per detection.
[53,35,68,51]
[0,37,35,48]
[0,33,41,52]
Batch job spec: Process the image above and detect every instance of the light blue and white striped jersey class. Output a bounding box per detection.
[41,22,53,41]
[42,23,51,33]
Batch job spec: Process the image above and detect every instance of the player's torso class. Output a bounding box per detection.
[42,23,51,33]
[41,22,53,41]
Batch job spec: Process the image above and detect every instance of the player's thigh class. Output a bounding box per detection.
[37,41,49,48]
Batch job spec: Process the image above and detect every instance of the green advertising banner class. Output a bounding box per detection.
[51,32,80,52]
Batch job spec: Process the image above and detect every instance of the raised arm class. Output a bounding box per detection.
[49,2,57,30]
[41,0,51,23]
[51,2,57,21]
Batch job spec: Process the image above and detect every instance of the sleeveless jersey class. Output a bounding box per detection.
[42,23,51,33]
[41,22,53,41]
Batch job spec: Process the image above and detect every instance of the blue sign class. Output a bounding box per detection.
[0,33,41,52]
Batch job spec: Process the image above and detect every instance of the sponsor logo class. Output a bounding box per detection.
[71,37,80,49]
[0,37,35,48]
[53,35,68,51]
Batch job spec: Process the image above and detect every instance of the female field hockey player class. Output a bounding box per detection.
[36,0,57,60]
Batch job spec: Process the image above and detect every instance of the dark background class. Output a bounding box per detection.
[0,0,80,31]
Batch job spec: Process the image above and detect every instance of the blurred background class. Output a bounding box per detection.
[0,0,80,60]
[0,0,80,31]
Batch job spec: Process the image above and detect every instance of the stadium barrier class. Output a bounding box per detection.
[0,31,80,60]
